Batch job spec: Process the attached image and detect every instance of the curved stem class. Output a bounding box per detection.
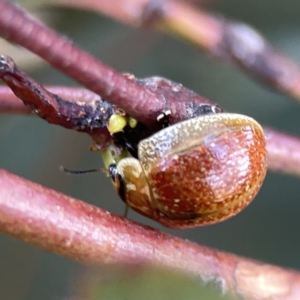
[0,0,163,126]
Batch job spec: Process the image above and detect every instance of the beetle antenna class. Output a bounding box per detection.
[60,166,103,175]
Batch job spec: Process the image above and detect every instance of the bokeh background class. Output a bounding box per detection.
[1,0,300,299]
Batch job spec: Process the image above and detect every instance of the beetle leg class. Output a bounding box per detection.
[156,109,171,128]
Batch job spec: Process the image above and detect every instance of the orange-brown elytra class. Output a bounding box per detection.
[109,113,267,229]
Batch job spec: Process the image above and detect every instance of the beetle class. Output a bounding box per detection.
[109,112,267,229]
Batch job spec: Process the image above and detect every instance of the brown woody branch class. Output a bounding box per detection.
[0,55,113,148]
[0,85,110,114]
[0,54,218,147]
[0,168,299,300]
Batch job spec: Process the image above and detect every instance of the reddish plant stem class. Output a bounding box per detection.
[0,0,218,128]
[0,55,113,147]
[0,168,300,300]
[0,54,220,150]
[0,2,299,298]
[0,85,110,114]
[0,0,164,127]
[156,1,300,100]
[55,0,300,101]
[265,128,300,176]
[2,84,300,177]
[0,85,31,114]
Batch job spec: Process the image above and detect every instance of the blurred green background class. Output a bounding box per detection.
[1,0,300,299]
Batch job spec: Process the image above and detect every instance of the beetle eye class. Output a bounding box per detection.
[108,164,118,182]
[108,164,126,203]
[193,104,223,116]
